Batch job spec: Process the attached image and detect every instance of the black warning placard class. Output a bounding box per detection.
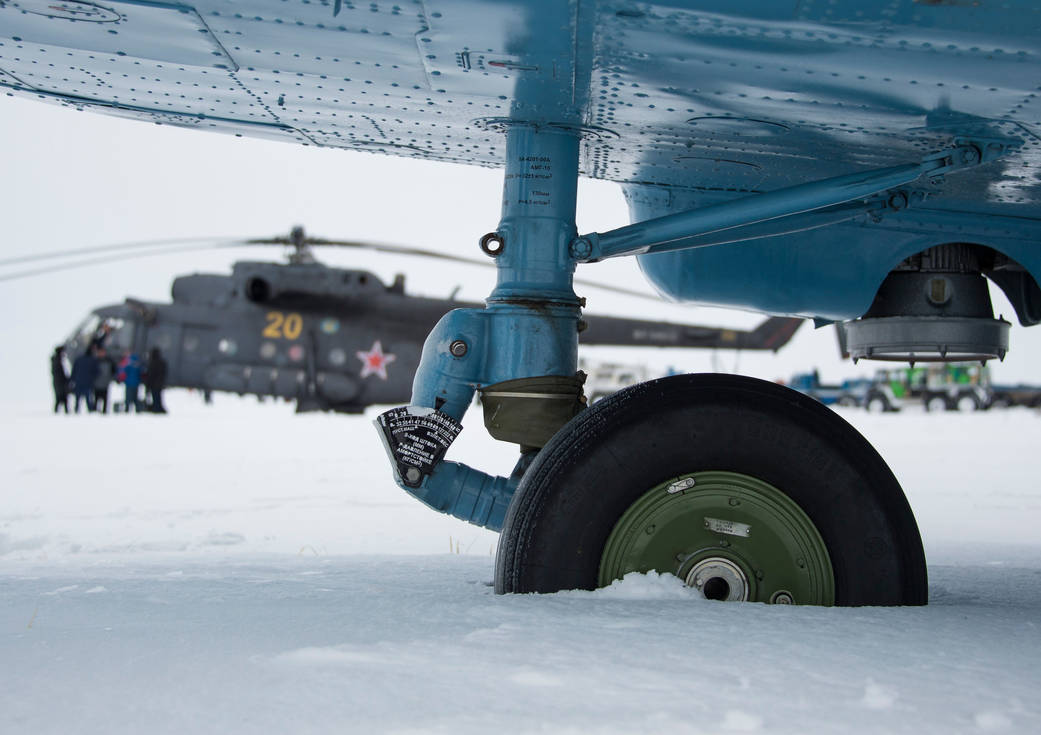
[376,406,462,487]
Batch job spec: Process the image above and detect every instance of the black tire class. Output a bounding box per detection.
[495,374,927,606]
[955,393,980,412]
[865,394,890,413]
[924,394,950,412]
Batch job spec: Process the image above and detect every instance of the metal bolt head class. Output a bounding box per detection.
[569,237,593,260]
[404,467,422,485]
[960,146,981,165]
[770,591,794,605]
[449,340,468,357]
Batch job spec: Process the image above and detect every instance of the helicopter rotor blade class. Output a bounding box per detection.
[0,241,251,283]
[247,235,496,268]
[2,228,665,302]
[0,236,249,267]
[246,235,665,302]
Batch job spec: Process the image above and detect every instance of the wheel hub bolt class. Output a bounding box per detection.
[770,591,794,605]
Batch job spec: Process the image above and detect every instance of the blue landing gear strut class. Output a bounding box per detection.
[376,123,584,531]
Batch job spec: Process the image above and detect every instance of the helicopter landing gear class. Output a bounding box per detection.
[494,374,928,605]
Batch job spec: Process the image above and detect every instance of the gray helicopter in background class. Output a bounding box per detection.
[45,228,803,413]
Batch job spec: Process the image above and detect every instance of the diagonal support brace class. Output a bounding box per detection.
[571,142,1009,263]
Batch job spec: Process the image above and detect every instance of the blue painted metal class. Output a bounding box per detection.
[389,123,584,528]
[409,300,581,420]
[412,123,582,418]
[490,125,581,303]
[618,200,887,254]
[4,0,1040,321]
[397,460,516,532]
[576,145,996,262]
[633,188,1041,322]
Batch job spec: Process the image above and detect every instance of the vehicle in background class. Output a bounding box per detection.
[836,378,894,412]
[581,361,651,403]
[789,365,993,412]
[54,229,802,414]
[786,371,890,409]
[871,364,992,412]
[786,371,846,406]
[989,384,1041,409]
[788,373,895,411]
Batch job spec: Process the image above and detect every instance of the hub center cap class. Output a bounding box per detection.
[685,557,749,601]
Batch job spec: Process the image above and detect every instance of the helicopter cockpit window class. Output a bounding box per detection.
[64,315,134,357]
[103,319,134,354]
[65,314,101,354]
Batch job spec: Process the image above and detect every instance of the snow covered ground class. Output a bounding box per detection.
[2,394,1040,734]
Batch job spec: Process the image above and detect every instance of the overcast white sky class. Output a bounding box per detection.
[2,93,1040,408]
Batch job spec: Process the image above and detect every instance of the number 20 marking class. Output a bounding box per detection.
[263,311,303,340]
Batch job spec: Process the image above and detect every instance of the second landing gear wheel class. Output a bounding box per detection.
[495,374,927,606]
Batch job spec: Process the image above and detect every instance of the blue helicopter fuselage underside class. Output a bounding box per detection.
[4,0,1041,319]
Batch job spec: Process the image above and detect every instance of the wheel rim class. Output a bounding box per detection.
[598,471,835,605]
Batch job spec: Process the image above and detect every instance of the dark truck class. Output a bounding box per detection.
[787,372,882,410]
[989,384,1041,408]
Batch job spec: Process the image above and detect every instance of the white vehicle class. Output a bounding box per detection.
[581,361,651,403]
[869,364,993,412]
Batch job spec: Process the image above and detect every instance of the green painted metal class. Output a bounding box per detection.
[598,471,835,605]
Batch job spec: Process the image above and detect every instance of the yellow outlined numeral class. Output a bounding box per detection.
[262,311,303,340]
[283,313,303,340]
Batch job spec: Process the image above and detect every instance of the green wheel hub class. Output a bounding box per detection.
[598,471,835,605]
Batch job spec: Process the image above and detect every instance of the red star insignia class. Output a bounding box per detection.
[356,340,396,380]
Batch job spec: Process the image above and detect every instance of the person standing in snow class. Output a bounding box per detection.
[118,352,143,413]
[70,347,99,413]
[144,347,168,414]
[93,347,116,414]
[50,346,70,414]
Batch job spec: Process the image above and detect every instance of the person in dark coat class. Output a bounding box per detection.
[70,348,99,413]
[145,347,168,414]
[93,347,116,414]
[51,346,70,414]
[117,352,143,413]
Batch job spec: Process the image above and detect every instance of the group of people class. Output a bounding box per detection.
[51,344,168,415]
